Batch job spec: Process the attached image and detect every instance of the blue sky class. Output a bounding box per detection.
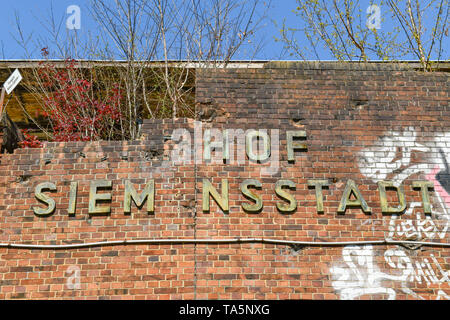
[0,0,448,61]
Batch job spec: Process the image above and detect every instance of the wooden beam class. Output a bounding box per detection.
[0,87,5,122]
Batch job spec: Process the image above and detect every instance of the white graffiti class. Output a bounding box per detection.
[384,249,449,286]
[437,290,450,300]
[357,128,450,240]
[330,245,450,300]
[357,127,430,184]
[350,128,450,299]
[330,245,396,300]
[388,202,449,240]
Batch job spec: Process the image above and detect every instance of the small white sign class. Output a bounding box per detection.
[3,69,23,94]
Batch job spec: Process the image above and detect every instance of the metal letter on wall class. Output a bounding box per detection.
[124,180,155,214]
[246,130,270,162]
[307,179,330,214]
[240,179,263,213]
[88,180,112,215]
[202,179,229,213]
[33,182,57,216]
[412,180,434,215]
[377,181,407,214]
[337,179,372,214]
[275,180,297,213]
[68,182,78,215]
[286,130,307,162]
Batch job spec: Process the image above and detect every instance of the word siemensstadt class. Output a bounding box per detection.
[33,178,434,216]
[31,129,435,216]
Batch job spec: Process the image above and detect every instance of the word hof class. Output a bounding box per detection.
[33,178,434,216]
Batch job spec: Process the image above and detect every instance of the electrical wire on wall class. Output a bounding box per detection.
[0,238,448,250]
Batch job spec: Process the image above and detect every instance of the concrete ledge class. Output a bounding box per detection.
[264,60,450,72]
[0,60,448,72]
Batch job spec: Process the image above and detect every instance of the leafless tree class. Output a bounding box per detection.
[12,0,269,141]
[277,0,449,71]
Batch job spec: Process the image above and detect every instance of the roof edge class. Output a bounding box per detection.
[0,60,448,72]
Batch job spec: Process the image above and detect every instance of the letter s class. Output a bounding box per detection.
[33,182,57,216]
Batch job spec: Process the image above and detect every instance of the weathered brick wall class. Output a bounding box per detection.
[0,62,448,299]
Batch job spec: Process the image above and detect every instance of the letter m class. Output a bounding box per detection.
[124,180,155,214]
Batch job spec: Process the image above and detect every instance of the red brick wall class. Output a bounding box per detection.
[0,62,448,300]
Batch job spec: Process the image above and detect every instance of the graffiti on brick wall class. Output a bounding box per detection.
[329,245,397,300]
[330,245,450,300]
[357,127,430,184]
[357,127,450,241]
[388,202,448,240]
[330,128,450,299]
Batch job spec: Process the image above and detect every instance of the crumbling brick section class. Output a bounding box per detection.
[0,62,448,300]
